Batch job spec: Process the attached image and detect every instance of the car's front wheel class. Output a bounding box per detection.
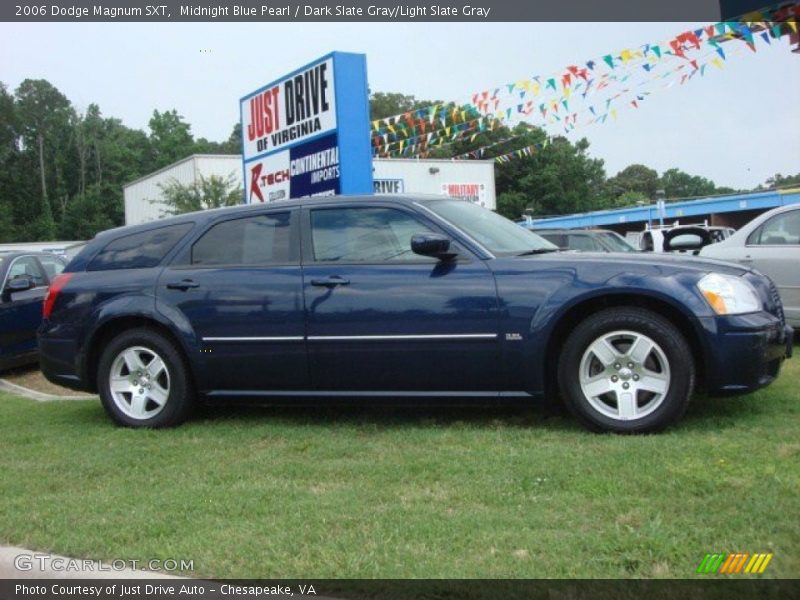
[558,307,695,433]
[97,328,194,428]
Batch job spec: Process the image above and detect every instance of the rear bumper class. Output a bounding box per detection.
[37,327,90,392]
[700,312,792,396]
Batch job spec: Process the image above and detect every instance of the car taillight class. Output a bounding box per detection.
[43,273,74,319]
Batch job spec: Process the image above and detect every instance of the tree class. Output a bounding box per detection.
[148,109,194,168]
[14,79,74,238]
[765,172,800,189]
[369,92,438,120]
[0,83,20,240]
[194,123,242,155]
[606,164,659,201]
[660,168,717,200]
[157,174,242,216]
[59,183,118,240]
[493,129,608,219]
[0,82,17,160]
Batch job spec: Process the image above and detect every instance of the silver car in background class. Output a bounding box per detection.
[700,204,800,327]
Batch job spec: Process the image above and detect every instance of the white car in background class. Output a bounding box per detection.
[700,204,800,328]
[640,224,735,254]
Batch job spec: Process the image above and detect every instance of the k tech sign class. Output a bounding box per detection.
[240,52,372,203]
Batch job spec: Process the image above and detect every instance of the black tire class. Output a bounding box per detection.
[557,307,695,433]
[96,328,194,428]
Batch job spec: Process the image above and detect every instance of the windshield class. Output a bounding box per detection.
[421,199,558,256]
[597,231,637,252]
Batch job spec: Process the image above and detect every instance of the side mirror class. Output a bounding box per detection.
[663,230,710,253]
[3,275,35,301]
[411,233,456,260]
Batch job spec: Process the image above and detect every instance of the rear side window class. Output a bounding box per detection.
[191,212,293,266]
[88,224,193,271]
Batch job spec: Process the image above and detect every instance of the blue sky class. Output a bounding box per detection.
[1,21,798,189]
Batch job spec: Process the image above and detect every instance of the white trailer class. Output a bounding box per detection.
[372,158,496,210]
[124,154,497,225]
[124,155,242,225]
[0,241,83,255]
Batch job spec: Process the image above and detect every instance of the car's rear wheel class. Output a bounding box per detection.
[558,307,695,433]
[97,328,194,428]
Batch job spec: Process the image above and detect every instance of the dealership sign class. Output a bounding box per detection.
[374,178,404,194]
[240,52,372,202]
[442,183,488,208]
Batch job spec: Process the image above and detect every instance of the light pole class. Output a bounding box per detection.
[655,189,666,227]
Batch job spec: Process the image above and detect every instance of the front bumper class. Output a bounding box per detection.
[699,312,792,396]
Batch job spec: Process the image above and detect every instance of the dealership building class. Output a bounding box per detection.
[527,187,800,236]
[123,154,496,225]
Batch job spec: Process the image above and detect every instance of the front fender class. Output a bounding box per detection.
[521,270,710,394]
[531,270,711,334]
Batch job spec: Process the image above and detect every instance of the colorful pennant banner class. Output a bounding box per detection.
[372,2,799,161]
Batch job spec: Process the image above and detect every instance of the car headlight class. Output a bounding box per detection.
[697,273,761,315]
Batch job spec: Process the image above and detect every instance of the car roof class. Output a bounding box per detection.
[761,203,800,217]
[0,251,65,260]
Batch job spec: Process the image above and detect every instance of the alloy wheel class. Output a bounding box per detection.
[108,346,171,420]
[578,330,671,421]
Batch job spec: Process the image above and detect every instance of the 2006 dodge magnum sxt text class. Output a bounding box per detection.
[38,196,793,432]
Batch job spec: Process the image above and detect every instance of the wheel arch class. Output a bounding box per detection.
[85,315,195,394]
[542,293,706,402]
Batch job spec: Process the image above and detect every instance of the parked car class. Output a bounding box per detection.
[700,204,800,328]
[640,223,735,254]
[0,251,67,371]
[39,196,792,433]
[532,228,638,253]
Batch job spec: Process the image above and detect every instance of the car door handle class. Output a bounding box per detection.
[166,279,200,291]
[311,276,350,288]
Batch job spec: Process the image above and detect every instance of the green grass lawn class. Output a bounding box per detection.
[1,357,798,580]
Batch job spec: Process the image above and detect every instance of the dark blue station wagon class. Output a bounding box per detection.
[39,196,793,432]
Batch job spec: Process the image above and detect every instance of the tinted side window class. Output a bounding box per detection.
[192,213,293,266]
[568,234,601,252]
[88,224,193,271]
[311,207,436,263]
[539,233,565,248]
[8,257,46,286]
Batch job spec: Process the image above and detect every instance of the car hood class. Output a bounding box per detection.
[503,251,750,276]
